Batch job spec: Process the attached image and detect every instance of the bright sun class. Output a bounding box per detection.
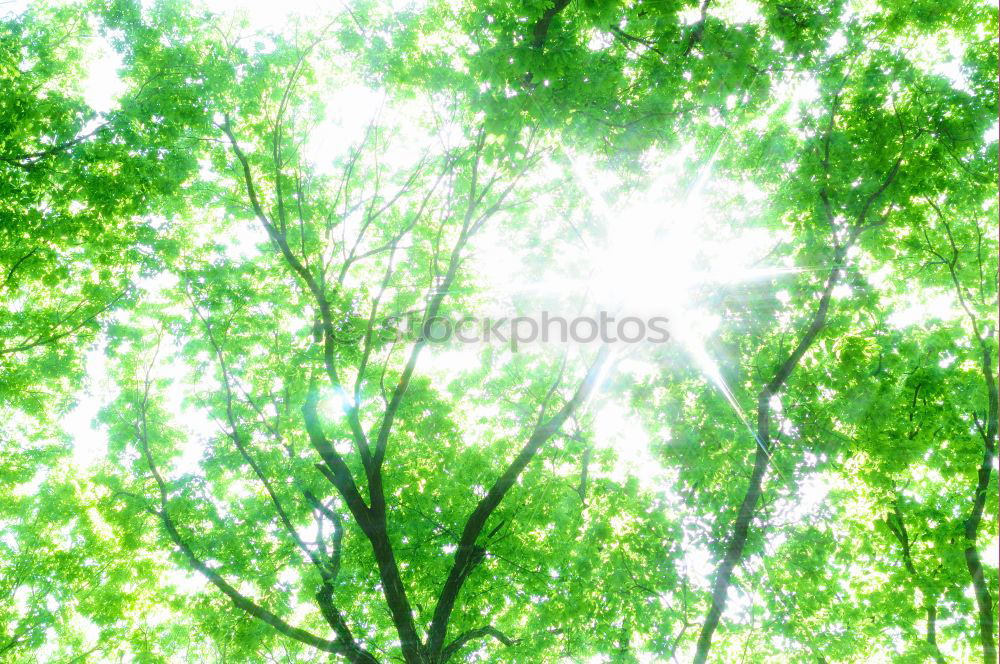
[564,150,790,463]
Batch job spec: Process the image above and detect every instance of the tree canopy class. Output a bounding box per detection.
[0,0,997,662]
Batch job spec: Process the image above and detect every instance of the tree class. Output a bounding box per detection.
[93,19,685,661]
[1,0,997,661]
[0,1,233,657]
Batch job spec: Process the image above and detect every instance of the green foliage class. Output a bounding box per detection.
[0,0,996,662]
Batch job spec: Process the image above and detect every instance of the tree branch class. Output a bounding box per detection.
[441,626,518,662]
[425,346,610,659]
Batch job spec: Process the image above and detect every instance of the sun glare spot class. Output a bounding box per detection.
[318,388,355,420]
[559,150,794,475]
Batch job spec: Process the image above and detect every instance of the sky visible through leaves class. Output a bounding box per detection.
[1,0,997,662]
